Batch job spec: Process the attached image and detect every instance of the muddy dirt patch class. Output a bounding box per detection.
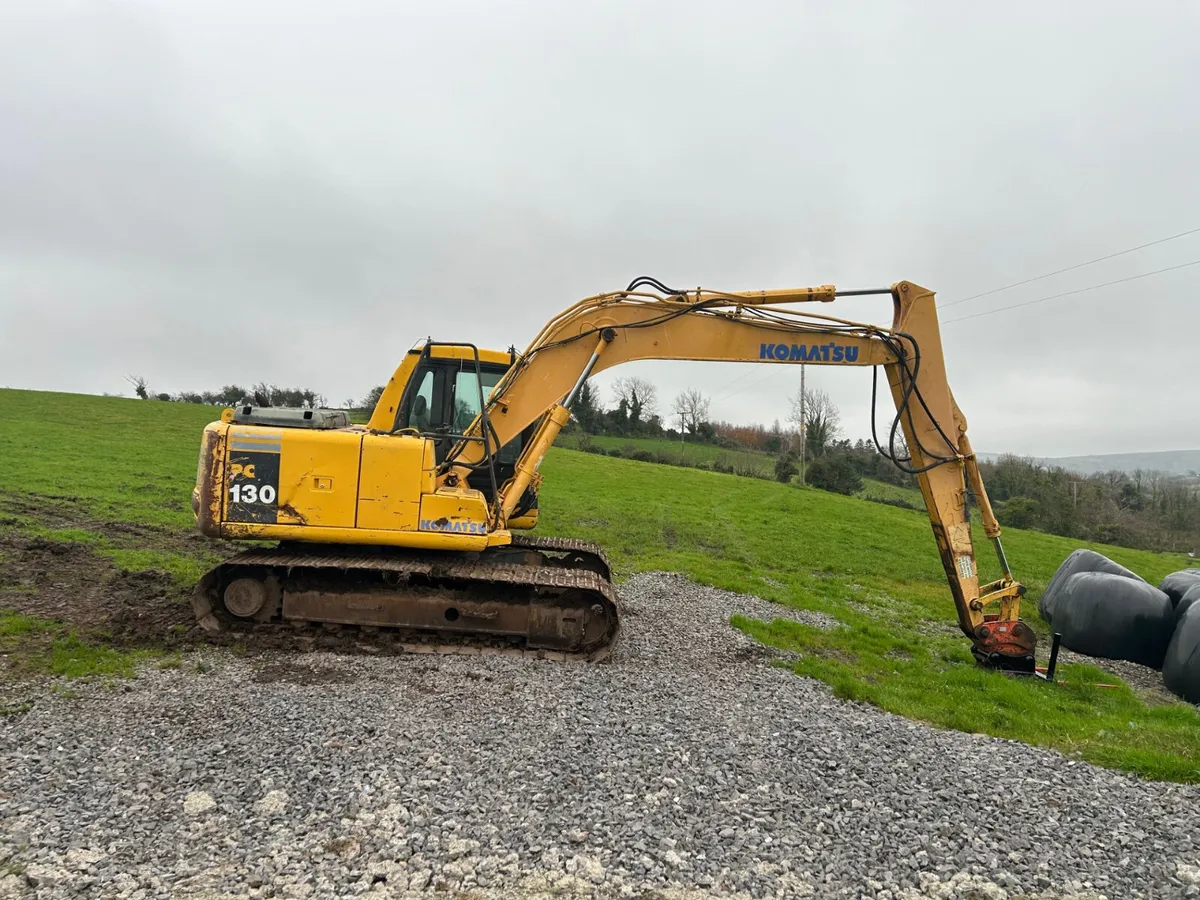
[0,493,222,557]
[0,534,195,644]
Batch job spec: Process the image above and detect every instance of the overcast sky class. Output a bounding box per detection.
[2,1,1198,457]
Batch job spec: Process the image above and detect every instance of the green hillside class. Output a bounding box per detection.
[1,388,1198,781]
[557,432,776,477]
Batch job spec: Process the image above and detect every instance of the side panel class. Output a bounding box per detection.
[227,447,282,524]
[225,425,284,525]
[419,488,491,536]
[356,433,434,531]
[258,429,364,528]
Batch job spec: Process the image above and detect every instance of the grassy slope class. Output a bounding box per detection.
[2,389,1198,780]
[0,390,220,583]
[557,433,775,476]
[857,478,922,504]
[0,390,216,525]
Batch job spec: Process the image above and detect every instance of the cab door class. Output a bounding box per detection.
[395,354,532,500]
[396,363,454,463]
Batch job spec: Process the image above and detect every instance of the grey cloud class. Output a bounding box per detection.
[1,0,1198,456]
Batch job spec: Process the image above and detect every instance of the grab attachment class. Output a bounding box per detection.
[972,617,1038,674]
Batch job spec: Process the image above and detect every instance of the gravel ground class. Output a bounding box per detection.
[2,572,1199,899]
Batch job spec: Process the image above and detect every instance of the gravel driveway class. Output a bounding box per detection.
[1,572,1198,899]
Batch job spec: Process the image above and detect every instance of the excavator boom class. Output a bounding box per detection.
[438,279,1034,670]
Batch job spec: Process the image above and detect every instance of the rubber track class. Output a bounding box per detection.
[192,537,620,662]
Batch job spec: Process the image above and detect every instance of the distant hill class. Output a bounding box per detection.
[979,449,1200,477]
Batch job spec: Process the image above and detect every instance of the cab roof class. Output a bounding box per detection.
[411,344,514,366]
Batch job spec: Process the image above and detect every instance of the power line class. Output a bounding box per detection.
[707,364,785,414]
[707,363,765,404]
[942,258,1200,325]
[940,225,1200,310]
[725,364,781,399]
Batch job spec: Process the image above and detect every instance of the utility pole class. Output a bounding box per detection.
[799,364,807,485]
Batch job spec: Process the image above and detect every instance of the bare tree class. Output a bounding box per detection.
[611,376,657,425]
[788,385,840,457]
[125,374,150,400]
[252,382,274,407]
[672,388,711,436]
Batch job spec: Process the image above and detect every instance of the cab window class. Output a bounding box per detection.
[404,368,436,431]
[452,369,504,432]
[453,368,520,464]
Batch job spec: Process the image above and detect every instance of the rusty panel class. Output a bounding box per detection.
[194,424,226,537]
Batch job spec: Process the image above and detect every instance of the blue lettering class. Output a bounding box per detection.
[421,518,483,533]
[758,342,861,364]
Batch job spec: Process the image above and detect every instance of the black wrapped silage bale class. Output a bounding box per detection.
[1176,583,1200,622]
[1159,569,1200,609]
[1164,602,1200,702]
[1039,549,1144,624]
[1054,571,1174,669]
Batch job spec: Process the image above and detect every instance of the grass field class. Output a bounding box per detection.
[556,432,776,477]
[2,388,1199,781]
[555,433,927,507]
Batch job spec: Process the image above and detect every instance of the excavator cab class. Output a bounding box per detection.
[381,344,538,522]
[388,346,526,495]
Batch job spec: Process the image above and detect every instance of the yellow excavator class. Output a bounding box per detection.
[192,279,1037,671]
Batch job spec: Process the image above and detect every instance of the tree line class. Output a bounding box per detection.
[568,375,1200,553]
[980,455,1200,553]
[567,375,912,496]
[124,375,330,409]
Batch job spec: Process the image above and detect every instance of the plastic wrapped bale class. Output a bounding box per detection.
[1053,571,1174,669]
[1163,602,1200,702]
[1159,569,1200,609]
[1177,583,1200,621]
[1038,549,1145,624]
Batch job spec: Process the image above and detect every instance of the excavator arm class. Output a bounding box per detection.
[441,279,1036,672]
